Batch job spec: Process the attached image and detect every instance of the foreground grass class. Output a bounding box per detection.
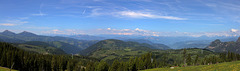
[142,61,240,71]
[0,67,17,71]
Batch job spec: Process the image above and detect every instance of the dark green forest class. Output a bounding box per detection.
[0,42,98,71]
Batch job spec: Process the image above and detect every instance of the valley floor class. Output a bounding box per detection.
[142,61,240,71]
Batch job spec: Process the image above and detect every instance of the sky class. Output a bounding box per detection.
[0,0,240,37]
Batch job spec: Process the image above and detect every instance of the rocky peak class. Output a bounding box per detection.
[236,37,240,43]
[209,39,221,46]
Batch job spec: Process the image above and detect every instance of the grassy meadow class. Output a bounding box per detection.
[142,61,240,71]
[0,67,17,71]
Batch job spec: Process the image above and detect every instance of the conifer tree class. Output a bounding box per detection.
[109,60,119,71]
[183,48,187,67]
[96,61,108,71]
[194,55,199,65]
[186,54,191,66]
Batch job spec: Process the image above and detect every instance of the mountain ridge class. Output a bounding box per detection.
[0,30,97,54]
[206,37,240,54]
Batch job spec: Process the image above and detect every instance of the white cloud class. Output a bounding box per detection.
[41,28,240,37]
[52,29,59,32]
[0,23,17,26]
[118,11,187,20]
[19,17,29,20]
[231,29,238,33]
[0,19,28,26]
[135,28,140,31]
[89,8,102,16]
[5,20,28,24]
[25,26,51,29]
[32,13,47,16]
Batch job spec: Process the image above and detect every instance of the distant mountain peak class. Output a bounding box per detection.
[209,39,222,47]
[206,38,240,54]
[214,39,221,43]
[237,37,240,42]
[1,30,16,35]
[18,31,37,36]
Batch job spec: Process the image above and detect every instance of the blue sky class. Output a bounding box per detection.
[0,0,240,37]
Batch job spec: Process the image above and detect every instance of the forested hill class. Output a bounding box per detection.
[0,30,98,54]
[0,42,98,71]
[80,39,152,55]
[124,39,171,49]
[206,37,240,54]
[80,39,154,61]
[13,41,66,54]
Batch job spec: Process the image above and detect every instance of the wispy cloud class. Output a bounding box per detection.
[231,29,238,33]
[0,23,17,26]
[19,17,29,20]
[32,3,47,16]
[25,26,52,29]
[203,1,240,23]
[117,11,187,20]
[32,13,47,16]
[89,8,103,16]
[0,19,28,26]
[82,9,86,15]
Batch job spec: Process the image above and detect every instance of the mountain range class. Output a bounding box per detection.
[0,30,170,55]
[206,37,240,54]
[68,34,239,49]
[0,30,98,54]
[1,30,239,55]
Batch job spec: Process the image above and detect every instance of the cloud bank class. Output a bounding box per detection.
[41,28,240,37]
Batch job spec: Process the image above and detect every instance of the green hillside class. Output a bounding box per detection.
[81,39,216,63]
[125,39,171,50]
[150,48,217,66]
[170,40,210,49]
[14,41,66,54]
[47,41,82,54]
[142,61,240,71]
[80,39,152,61]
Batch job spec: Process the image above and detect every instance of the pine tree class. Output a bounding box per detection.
[186,54,191,66]
[51,56,56,71]
[96,61,108,71]
[74,61,83,71]
[109,60,119,71]
[194,55,199,65]
[117,61,124,71]
[67,60,75,71]
[137,58,144,70]
[183,48,187,67]
[86,61,95,71]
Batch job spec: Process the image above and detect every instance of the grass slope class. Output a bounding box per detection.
[81,39,151,61]
[142,61,240,71]
[0,67,17,71]
[14,41,66,54]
